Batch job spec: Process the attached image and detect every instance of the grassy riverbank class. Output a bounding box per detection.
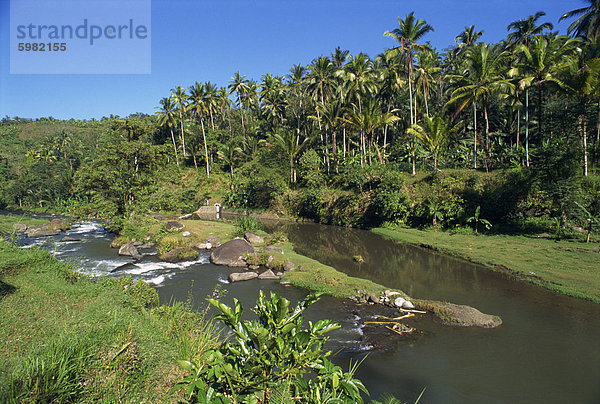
[0,238,218,402]
[373,226,600,303]
[113,214,403,300]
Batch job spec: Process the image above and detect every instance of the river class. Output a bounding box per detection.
[16,218,600,403]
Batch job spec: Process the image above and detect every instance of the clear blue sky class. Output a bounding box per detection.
[0,0,586,120]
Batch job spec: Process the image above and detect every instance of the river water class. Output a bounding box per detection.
[16,219,600,403]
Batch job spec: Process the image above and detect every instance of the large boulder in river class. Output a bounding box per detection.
[210,238,254,267]
[416,301,502,328]
[25,226,60,238]
[12,223,27,233]
[244,231,264,245]
[229,272,258,282]
[160,247,198,263]
[48,218,69,231]
[263,246,284,254]
[118,243,142,261]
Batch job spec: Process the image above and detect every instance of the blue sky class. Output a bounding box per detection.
[0,0,586,120]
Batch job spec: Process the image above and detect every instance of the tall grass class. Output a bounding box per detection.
[3,334,92,403]
[234,215,261,237]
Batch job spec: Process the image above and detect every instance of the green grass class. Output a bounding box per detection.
[0,240,219,403]
[279,242,407,299]
[0,213,47,235]
[373,226,600,303]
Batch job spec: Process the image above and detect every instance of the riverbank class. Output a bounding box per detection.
[373,226,600,303]
[0,237,219,402]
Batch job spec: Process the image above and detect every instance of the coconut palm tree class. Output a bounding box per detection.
[307,56,337,170]
[272,130,308,184]
[217,139,242,178]
[407,114,457,169]
[456,25,484,49]
[188,82,211,177]
[384,12,434,174]
[170,86,189,157]
[563,45,600,176]
[228,72,249,135]
[447,43,511,168]
[507,11,553,47]
[516,34,579,163]
[343,100,400,165]
[155,97,179,165]
[560,0,600,40]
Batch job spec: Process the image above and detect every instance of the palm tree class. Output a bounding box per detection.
[415,48,442,117]
[272,130,308,184]
[155,97,179,165]
[507,11,553,47]
[447,43,511,168]
[516,34,579,165]
[286,64,308,137]
[170,86,188,157]
[188,82,211,177]
[307,56,337,170]
[384,12,434,174]
[260,74,287,129]
[456,25,483,49]
[407,115,456,169]
[217,140,242,178]
[228,72,249,135]
[560,1,600,40]
[564,46,600,176]
[343,100,400,165]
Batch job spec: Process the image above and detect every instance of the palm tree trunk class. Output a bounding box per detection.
[516,108,520,151]
[483,101,490,172]
[170,128,179,166]
[238,95,245,136]
[343,127,347,158]
[408,67,416,176]
[200,118,210,177]
[332,130,338,173]
[596,101,600,167]
[537,85,543,143]
[525,88,530,167]
[179,111,186,157]
[473,99,478,169]
[581,114,589,177]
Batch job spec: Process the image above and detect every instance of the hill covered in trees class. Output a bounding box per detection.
[1,6,599,238]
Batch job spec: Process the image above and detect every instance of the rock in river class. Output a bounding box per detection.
[12,223,27,233]
[229,272,258,282]
[394,297,406,308]
[263,246,284,254]
[244,231,264,245]
[258,269,279,280]
[118,243,142,261]
[210,238,255,267]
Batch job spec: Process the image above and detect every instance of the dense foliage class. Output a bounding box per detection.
[1,6,600,237]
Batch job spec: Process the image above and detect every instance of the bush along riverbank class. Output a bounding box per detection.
[104,213,502,328]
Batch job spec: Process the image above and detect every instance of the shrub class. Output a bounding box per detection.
[234,215,261,237]
[173,291,368,403]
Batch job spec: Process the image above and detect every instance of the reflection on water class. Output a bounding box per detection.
[271,222,600,403]
[16,219,600,403]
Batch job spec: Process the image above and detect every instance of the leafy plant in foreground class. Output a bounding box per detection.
[466,205,492,234]
[173,291,368,403]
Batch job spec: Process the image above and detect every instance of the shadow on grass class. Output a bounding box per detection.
[0,279,17,300]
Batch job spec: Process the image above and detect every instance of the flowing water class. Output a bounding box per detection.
[15,217,600,403]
